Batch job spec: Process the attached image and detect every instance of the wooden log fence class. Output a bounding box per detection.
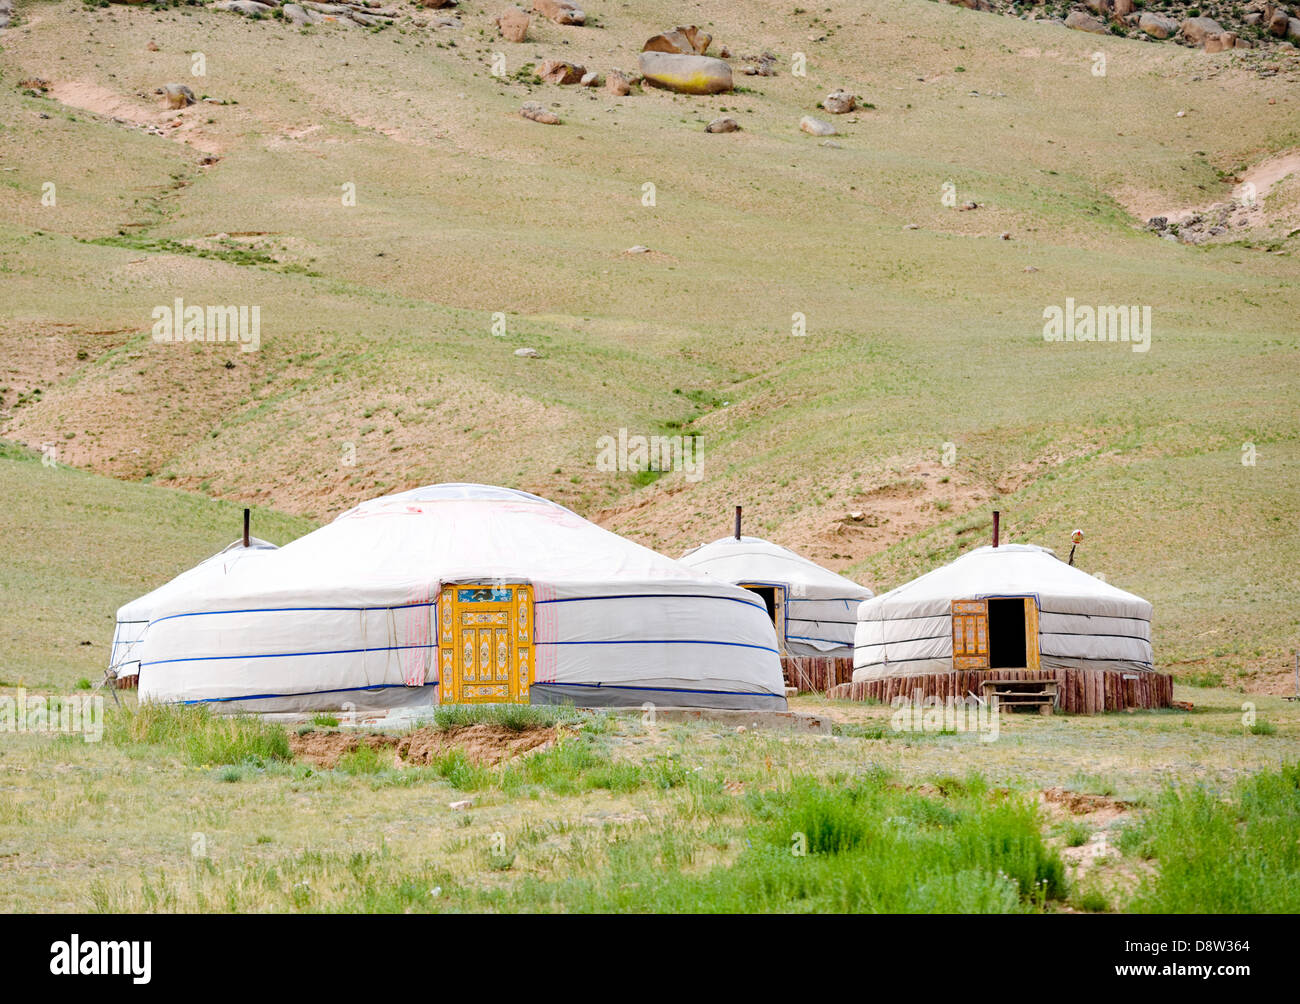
[824,667,1173,714]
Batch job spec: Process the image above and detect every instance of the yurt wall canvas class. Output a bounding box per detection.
[109,537,278,684]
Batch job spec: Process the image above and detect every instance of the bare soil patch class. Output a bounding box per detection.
[288,724,559,770]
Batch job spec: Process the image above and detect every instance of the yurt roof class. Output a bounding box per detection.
[116,537,277,621]
[195,483,743,606]
[861,544,1150,620]
[679,535,872,599]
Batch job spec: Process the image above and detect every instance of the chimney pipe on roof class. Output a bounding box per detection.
[992,510,1000,548]
[734,505,742,541]
[243,508,250,549]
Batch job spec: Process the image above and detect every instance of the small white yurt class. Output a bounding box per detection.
[854,543,1154,680]
[135,484,786,713]
[679,533,873,658]
[109,536,278,685]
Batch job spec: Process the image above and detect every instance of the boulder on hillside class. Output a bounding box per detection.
[799,115,836,136]
[1181,16,1226,44]
[706,116,739,133]
[1138,11,1179,37]
[642,26,712,55]
[824,89,855,114]
[947,0,993,10]
[1203,31,1237,51]
[1111,0,1134,19]
[495,7,529,41]
[520,101,560,124]
[638,51,733,94]
[605,70,632,95]
[1267,8,1290,34]
[282,3,320,25]
[533,0,583,25]
[163,83,196,109]
[1289,16,1300,40]
[1065,10,1108,33]
[416,0,457,7]
[214,0,275,14]
[538,59,585,84]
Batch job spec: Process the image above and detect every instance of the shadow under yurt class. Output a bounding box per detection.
[832,514,1172,714]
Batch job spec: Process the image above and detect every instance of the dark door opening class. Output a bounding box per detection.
[987,598,1027,669]
[745,586,779,627]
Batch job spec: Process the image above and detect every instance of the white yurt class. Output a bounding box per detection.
[109,537,278,685]
[134,484,786,713]
[854,543,1154,680]
[679,535,873,658]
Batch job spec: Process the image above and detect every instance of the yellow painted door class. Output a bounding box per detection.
[438,584,534,703]
[951,599,989,670]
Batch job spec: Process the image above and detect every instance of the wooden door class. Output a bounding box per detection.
[438,584,534,703]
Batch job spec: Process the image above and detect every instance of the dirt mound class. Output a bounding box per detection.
[289,730,398,769]
[1041,787,1132,823]
[288,724,559,769]
[398,724,559,766]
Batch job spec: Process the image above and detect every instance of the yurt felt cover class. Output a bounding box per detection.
[109,538,278,679]
[679,536,872,657]
[854,544,1153,680]
[136,484,786,712]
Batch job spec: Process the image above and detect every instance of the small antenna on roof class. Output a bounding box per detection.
[243,508,250,549]
[992,510,1000,548]
[1068,529,1084,566]
[734,505,742,541]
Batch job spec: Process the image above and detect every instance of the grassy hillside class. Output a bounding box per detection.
[0,440,315,689]
[0,0,1297,689]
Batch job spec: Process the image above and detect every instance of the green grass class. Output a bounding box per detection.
[1128,763,1300,913]
[108,703,291,767]
[431,703,581,732]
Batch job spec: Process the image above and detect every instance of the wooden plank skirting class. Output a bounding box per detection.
[781,655,855,693]
[825,667,1173,714]
[114,674,139,690]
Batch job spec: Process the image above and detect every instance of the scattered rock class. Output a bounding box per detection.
[495,6,529,42]
[741,53,777,76]
[999,231,1012,240]
[903,223,920,230]
[146,40,160,51]
[214,0,275,15]
[706,116,739,133]
[799,115,836,136]
[163,83,196,109]
[624,245,650,253]
[605,70,632,96]
[1181,16,1226,45]
[449,799,473,810]
[519,101,560,124]
[539,59,586,84]
[533,0,584,25]
[1064,10,1108,33]
[959,200,979,211]
[1138,12,1179,37]
[1024,265,1038,272]
[642,25,712,55]
[823,89,856,114]
[514,347,541,357]
[638,51,733,94]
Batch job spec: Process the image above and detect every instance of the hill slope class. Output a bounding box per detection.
[1,0,1297,689]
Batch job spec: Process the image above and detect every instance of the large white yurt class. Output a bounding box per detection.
[134,484,786,713]
[109,536,278,686]
[855,544,1154,677]
[679,535,873,658]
